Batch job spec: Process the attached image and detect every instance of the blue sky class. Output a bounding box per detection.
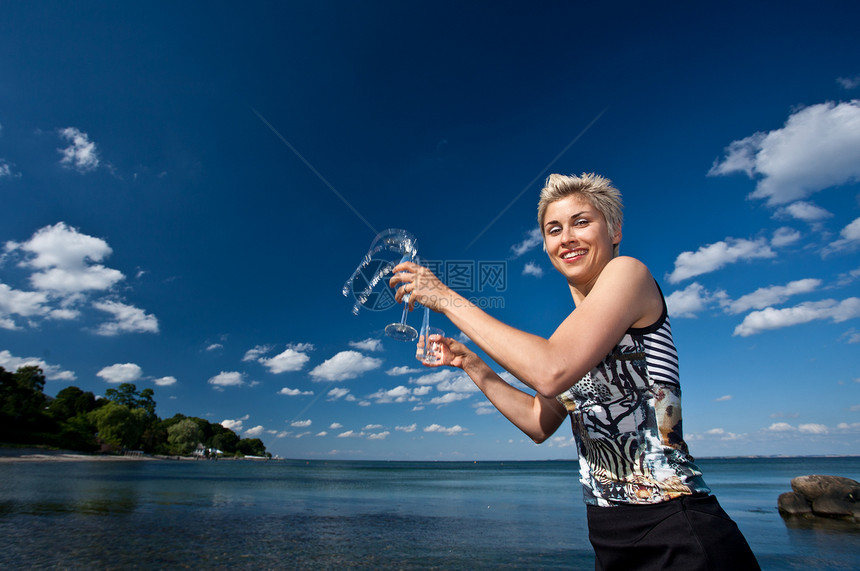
[1,2,859,460]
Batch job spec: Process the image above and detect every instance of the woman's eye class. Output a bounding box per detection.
[574,218,588,227]
[548,226,561,235]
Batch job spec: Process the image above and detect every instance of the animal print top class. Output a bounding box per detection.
[556,294,710,507]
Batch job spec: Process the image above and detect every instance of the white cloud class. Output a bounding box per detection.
[260,345,312,373]
[777,201,833,222]
[767,422,794,432]
[721,279,822,315]
[244,425,265,437]
[221,418,245,432]
[11,222,123,294]
[349,338,383,352]
[92,300,159,335]
[522,261,543,278]
[714,395,733,402]
[667,238,774,283]
[326,387,354,401]
[798,423,828,435]
[423,423,465,435]
[396,423,417,432]
[367,385,415,404]
[208,371,246,387]
[666,282,722,318]
[153,376,177,386]
[205,343,223,352]
[511,228,543,258]
[309,350,382,382]
[734,297,860,336]
[771,227,802,247]
[837,75,860,89]
[243,345,273,361]
[97,362,143,384]
[367,431,390,440]
[58,127,100,173]
[0,282,50,325]
[387,365,421,376]
[0,349,76,381]
[291,419,312,428]
[428,392,473,405]
[278,387,313,396]
[329,422,343,429]
[708,100,860,205]
[0,159,20,179]
[825,216,860,253]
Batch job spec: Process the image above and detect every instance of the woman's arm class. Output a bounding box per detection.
[435,335,568,443]
[393,256,662,398]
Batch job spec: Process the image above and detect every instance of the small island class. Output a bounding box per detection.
[0,365,269,459]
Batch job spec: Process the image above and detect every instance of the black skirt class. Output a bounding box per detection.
[586,494,760,571]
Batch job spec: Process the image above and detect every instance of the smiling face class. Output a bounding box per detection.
[542,194,622,293]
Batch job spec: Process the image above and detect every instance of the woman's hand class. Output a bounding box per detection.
[421,334,474,370]
[389,261,451,313]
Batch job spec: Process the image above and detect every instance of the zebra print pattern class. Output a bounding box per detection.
[556,299,709,507]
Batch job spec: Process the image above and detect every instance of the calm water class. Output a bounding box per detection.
[1,457,858,570]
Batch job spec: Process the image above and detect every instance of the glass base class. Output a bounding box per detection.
[385,322,418,342]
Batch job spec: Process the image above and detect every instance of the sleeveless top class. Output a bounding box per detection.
[556,293,710,507]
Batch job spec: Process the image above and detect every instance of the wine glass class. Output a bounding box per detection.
[343,228,418,341]
[384,249,419,342]
[416,305,444,364]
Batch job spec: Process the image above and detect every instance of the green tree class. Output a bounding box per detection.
[236,437,267,457]
[48,386,98,421]
[0,366,54,443]
[89,402,147,450]
[104,383,157,417]
[166,418,203,455]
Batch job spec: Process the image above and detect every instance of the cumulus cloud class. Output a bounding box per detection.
[387,365,421,376]
[424,423,465,435]
[708,100,860,205]
[522,261,544,278]
[260,345,313,373]
[667,238,775,283]
[153,376,177,386]
[770,227,802,247]
[278,386,313,396]
[366,385,415,404]
[777,201,833,223]
[208,371,246,388]
[396,423,417,432]
[97,362,143,384]
[244,425,265,437]
[734,297,860,336]
[825,216,860,254]
[721,279,822,315]
[1,223,155,335]
[58,127,100,173]
[798,423,828,434]
[309,350,382,382]
[511,228,543,258]
[349,338,383,352]
[666,283,722,318]
[291,419,312,428]
[0,349,76,381]
[837,76,860,89]
[0,159,20,179]
[92,300,159,335]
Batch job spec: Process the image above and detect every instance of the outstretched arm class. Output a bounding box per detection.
[392,256,663,398]
[431,335,567,443]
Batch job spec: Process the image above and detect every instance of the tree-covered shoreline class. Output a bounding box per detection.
[0,366,269,458]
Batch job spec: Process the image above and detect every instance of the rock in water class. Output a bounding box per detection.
[779,474,860,525]
[777,491,813,516]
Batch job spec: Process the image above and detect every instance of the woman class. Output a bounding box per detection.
[391,173,759,570]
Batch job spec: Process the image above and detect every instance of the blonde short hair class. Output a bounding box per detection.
[537,173,623,257]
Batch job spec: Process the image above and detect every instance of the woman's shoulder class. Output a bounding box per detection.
[603,256,653,281]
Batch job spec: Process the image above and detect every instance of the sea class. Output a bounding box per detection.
[1,456,858,570]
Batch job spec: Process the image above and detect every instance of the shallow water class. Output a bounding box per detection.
[0,457,857,569]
